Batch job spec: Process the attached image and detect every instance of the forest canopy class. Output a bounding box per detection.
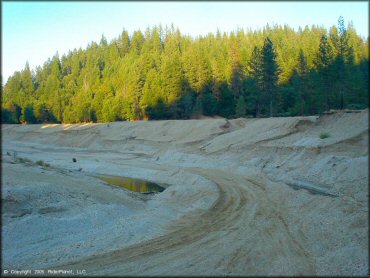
[2,17,368,124]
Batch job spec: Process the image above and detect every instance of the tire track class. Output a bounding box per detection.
[53,167,315,276]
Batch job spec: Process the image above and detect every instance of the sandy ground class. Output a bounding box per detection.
[2,110,368,276]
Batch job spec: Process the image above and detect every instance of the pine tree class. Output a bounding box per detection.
[130,30,145,56]
[2,102,21,123]
[161,29,183,108]
[315,34,335,112]
[51,55,63,121]
[337,16,349,109]
[315,35,334,69]
[248,46,263,117]
[118,29,130,57]
[20,105,36,123]
[235,96,247,117]
[296,49,310,115]
[202,92,217,116]
[262,37,279,117]
[21,62,35,102]
[227,32,244,99]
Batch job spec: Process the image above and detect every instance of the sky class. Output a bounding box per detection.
[2,1,369,84]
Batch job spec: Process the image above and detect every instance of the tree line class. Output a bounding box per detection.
[2,17,368,124]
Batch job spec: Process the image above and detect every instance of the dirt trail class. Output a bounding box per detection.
[57,168,314,276]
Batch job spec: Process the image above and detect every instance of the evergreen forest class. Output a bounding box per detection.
[2,17,368,123]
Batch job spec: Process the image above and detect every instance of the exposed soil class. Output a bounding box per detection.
[2,110,368,276]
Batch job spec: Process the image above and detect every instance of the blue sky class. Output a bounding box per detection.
[2,1,369,84]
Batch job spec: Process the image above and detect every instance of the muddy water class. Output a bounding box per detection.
[96,175,165,193]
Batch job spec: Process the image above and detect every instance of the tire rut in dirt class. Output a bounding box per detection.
[55,168,314,275]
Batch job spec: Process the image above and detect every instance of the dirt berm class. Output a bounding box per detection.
[2,110,368,276]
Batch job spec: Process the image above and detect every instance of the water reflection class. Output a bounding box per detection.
[96,175,165,193]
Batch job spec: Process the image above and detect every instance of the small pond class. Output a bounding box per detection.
[96,174,165,194]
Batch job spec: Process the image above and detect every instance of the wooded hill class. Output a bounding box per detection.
[2,17,368,123]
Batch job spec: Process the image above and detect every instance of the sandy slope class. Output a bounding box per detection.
[2,110,368,276]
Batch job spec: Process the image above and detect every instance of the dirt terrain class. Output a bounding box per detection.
[2,110,368,276]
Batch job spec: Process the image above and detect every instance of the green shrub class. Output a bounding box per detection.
[17,157,32,164]
[319,132,330,139]
[36,160,50,167]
